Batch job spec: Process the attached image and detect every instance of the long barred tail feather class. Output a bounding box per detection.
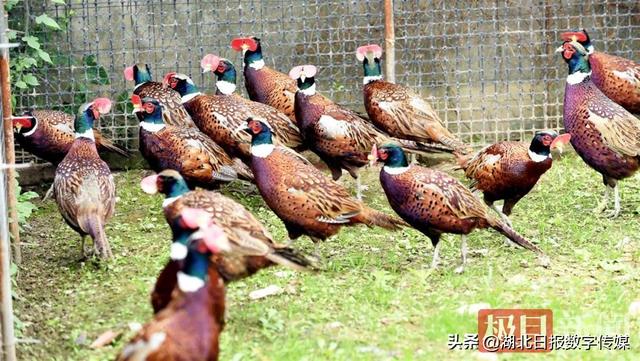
[355,207,408,230]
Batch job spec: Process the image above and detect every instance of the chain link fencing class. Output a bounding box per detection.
[10,0,640,165]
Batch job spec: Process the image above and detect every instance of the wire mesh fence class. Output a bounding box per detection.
[10,0,640,165]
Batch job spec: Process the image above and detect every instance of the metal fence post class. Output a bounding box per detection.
[0,36,17,361]
[0,8,19,266]
[384,0,395,83]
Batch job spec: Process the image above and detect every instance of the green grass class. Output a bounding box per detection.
[14,153,640,360]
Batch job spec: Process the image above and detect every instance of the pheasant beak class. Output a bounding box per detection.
[140,174,159,194]
[299,73,306,83]
[365,52,376,63]
[555,45,564,53]
[550,133,571,154]
[132,103,143,114]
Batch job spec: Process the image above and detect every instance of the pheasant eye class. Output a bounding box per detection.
[169,78,178,89]
[216,64,226,73]
[144,103,155,113]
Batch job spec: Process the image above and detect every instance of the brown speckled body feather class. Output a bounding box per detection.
[118,270,224,361]
[244,65,299,123]
[164,190,281,281]
[16,110,127,164]
[363,80,469,153]
[563,78,640,186]
[183,94,253,162]
[252,146,405,241]
[379,164,541,252]
[462,142,552,215]
[139,125,253,188]
[53,138,115,257]
[589,51,640,114]
[134,82,197,128]
[295,91,390,180]
[231,93,304,150]
[151,188,313,312]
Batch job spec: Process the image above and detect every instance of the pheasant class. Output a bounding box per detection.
[372,143,543,272]
[53,98,116,259]
[241,118,406,245]
[124,63,196,127]
[140,169,316,312]
[230,36,299,123]
[116,208,228,361]
[560,30,639,114]
[132,94,252,189]
[290,64,448,200]
[557,40,640,217]
[356,44,471,155]
[12,109,128,164]
[458,131,571,223]
[200,54,304,151]
[163,72,251,163]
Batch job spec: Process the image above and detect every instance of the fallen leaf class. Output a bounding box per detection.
[74,332,87,346]
[628,301,640,318]
[249,285,282,300]
[599,260,625,272]
[90,330,121,349]
[457,303,491,315]
[128,322,142,332]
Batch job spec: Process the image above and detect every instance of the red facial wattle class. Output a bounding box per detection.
[162,72,177,87]
[12,116,33,131]
[230,37,258,52]
[562,43,576,60]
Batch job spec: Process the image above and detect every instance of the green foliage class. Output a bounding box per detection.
[14,178,38,227]
[6,1,64,100]
[83,55,111,85]
[12,158,640,360]
[7,1,110,112]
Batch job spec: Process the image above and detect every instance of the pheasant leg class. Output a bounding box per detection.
[454,235,468,274]
[430,241,442,269]
[605,185,620,218]
[594,186,611,214]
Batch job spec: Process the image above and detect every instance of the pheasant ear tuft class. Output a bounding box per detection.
[356,44,383,61]
[289,65,317,80]
[368,143,378,166]
[201,223,231,254]
[180,208,212,230]
[140,174,159,194]
[560,31,588,43]
[200,54,221,72]
[124,66,134,81]
[92,98,112,114]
